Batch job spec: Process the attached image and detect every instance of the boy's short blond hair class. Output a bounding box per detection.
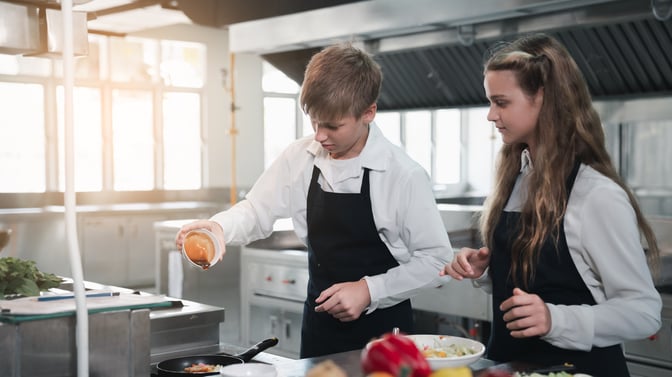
[300,43,382,122]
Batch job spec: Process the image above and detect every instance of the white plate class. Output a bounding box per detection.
[406,334,485,369]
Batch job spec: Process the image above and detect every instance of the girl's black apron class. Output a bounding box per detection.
[488,162,629,376]
[300,166,413,358]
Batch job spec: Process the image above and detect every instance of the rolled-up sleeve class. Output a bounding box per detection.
[365,165,454,311]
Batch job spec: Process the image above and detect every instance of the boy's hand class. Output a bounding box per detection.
[175,220,225,260]
[314,280,371,321]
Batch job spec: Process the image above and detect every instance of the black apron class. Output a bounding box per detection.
[487,162,629,377]
[300,166,413,358]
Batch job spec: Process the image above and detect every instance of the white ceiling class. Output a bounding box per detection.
[85,5,192,34]
[0,0,191,34]
[75,0,192,34]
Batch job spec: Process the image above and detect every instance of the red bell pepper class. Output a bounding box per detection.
[361,333,431,377]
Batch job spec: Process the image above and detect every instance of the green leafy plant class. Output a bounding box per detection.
[0,257,63,299]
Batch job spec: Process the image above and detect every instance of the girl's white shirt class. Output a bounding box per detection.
[475,150,662,350]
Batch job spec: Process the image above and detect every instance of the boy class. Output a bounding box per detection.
[176,44,453,357]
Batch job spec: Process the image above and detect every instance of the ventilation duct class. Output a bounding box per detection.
[176,0,364,28]
[0,1,88,57]
[229,0,672,110]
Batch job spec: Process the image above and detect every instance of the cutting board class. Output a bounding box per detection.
[0,292,174,323]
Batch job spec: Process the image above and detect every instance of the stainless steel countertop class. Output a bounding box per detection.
[269,349,497,377]
[151,344,499,377]
[0,201,220,216]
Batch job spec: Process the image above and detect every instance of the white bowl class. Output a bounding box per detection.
[406,334,485,369]
[219,363,277,377]
[182,228,224,270]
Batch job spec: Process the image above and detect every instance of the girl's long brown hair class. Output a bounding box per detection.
[480,34,659,288]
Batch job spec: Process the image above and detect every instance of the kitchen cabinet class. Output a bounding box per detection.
[79,208,213,288]
[80,215,154,287]
[248,300,303,358]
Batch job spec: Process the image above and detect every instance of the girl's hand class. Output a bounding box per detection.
[440,247,491,280]
[500,288,551,338]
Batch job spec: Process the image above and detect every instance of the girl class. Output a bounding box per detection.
[442,34,661,376]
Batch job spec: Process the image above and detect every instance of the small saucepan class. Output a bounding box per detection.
[156,337,279,376]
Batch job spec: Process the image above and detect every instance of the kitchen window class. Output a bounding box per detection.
[0,82,46,193]
[0,54,51,77]
[56,86,103,192]
[0,35,205,194]
[109,37,158,83]
[262,61,302,168]
[112,89,155,191]
[435,109,462,185]
[405,111,433,176]
[376,112,401,146]
[162,92,202,190]
[261,63,499,195]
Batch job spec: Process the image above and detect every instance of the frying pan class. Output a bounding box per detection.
[156,337,279,376]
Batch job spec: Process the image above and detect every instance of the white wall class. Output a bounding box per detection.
[132,23,265,191]
[230,52,265,191]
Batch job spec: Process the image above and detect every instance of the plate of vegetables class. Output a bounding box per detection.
[407,334,485,369]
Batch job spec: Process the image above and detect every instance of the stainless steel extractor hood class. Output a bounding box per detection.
[226,0,672,110]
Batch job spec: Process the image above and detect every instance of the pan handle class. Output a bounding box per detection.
[232,337,279,362]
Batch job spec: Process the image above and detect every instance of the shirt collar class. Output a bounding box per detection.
[359,123,389,172]
[306,122,390,173]
[520,148,534,173]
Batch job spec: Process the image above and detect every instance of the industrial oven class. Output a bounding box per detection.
[240,219,308,358]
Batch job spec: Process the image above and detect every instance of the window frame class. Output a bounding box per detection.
[0,35,207,194]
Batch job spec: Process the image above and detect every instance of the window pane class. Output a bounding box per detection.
[467,107,501,193]
[435,109,461,184]
[110,37,158,83]
[112,90,154,190]
[404,111,432,174]
[375,112,401,146]
[163,92,201,189]
[54,34,104,80]
[0,54,51,76]
[301,111,312,138]
[76,34,103,80]
[626,121,672,188]
[161,40,206,88]
[0,82,45,192]
[264,97,297,168]
[57,86,103,192]
[262,61,299,94]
